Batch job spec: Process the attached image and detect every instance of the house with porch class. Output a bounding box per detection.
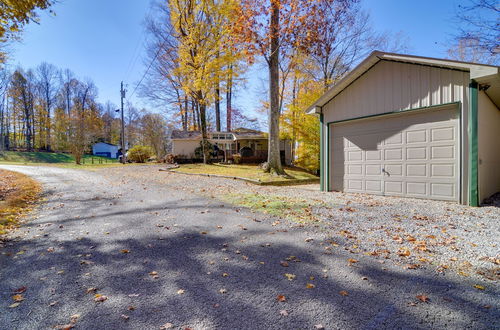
[170,128,292,165]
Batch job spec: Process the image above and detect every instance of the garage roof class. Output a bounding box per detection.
[307,51,500,114]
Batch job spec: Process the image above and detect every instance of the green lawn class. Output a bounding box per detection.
[0,151,119,168]
[171,163,318,184]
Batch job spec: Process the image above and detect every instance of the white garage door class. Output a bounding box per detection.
[331,106,459,201]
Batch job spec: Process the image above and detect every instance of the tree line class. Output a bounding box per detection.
[140,0,408,172]
[0,64,168,163]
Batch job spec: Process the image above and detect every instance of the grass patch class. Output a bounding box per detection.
[222,192,322,223]
[172,163,318,183]
[0,169,41,235]
[0,151,119,168]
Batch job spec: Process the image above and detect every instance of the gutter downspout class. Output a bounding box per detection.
[468,80,479,206]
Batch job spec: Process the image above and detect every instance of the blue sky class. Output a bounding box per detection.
[9,0,468,120]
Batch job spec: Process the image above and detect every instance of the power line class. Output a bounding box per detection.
[126,41,164,101]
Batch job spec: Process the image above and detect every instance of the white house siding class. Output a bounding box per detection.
[172,140,200,157]
[478,91,500,202]
[321,60,471,203]
[92,143,119,158]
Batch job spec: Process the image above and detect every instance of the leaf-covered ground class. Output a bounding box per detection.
[0,169,41,235]
[0,165,498,329]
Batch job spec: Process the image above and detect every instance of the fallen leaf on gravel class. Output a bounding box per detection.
[398,249,411,257]
[9,303,20,308]
[94,294,108,302]
[177,289,185,295]
[305,237,314,242]
[120,249,130,254]
[473,284,485,290]
[13,286,27,294]
[49,301,58,306]
[347,258,358,264]
[339,290,349,296]
[219,288,227,294]
[280,261,289,267]
[279,310,289,316]
[47,247,55,252]
[86,287,97,294]
[314,324,325,329]
[416,295,429,302]
[128,306,136,311]
[160,323,174,329]
[306,283,315,289]
[57,270,65,274]
[222,273,229,277]
[277,295,286,302]
[284,273,296,281]
[12,294,24,302]
[406,264,420,270]
[121,314,129,320]
[149,271,159,279]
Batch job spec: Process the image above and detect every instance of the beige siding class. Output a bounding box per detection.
[321,60,471,203]
[172,140,200,157]
[478,91,500,202]
[323,61,469,123]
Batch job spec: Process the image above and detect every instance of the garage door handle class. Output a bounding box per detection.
[382,168,390,176]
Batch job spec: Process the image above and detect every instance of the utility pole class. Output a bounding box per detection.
[120,81,127,164]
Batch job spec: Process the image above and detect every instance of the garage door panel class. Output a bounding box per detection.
[406,164,427,177]
[431,145,454,159]
[385,164,402,176]
[431,127,455,142]
[365,180,382,192]
[365,150,382,160]
[407,182,427,196]
[406,147,427,160]
[384,132,403,145]
[365,164,382,175]
[431,164,454,177]
[331,107,459,201]
[406,129,427,143]
[385,148,403,160]
[385,181,403,194]
[431,183,455,199]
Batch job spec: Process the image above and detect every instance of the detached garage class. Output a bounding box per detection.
[308,51,500,206]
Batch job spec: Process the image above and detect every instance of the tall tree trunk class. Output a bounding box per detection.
[183,94,188,130]
[265,0,285,175]
[226,65,233,131]
[291,72,297,163]
[196,90,209,164]
[215,86,221,131]
[45,91,51,151]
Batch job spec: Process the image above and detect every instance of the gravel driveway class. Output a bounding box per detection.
[0,165,498,329]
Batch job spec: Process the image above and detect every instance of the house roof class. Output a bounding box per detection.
[94,142,118,147]
[171,130,202,140]
[171,128,267,140]
[307,51,500,114]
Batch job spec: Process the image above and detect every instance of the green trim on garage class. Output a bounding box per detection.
[468,81,479,206]
[326,122,330,191]
[319,113,324,191]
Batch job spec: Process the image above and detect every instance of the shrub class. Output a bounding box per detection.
[128,145,154,163]
[232,153,242,164]
[164,153,176,164]
[194,140,214,160]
